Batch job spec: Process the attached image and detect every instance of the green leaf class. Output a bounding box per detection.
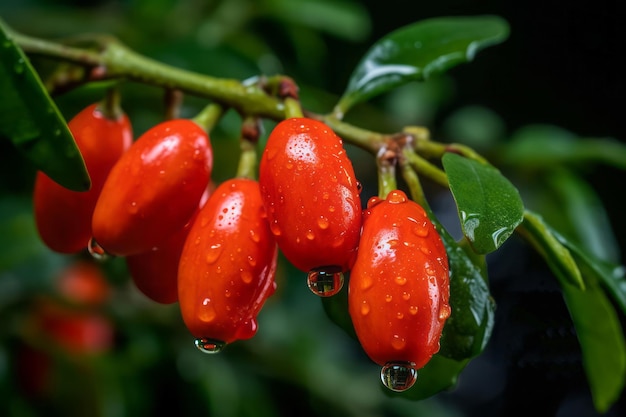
[561,279,626,413]
[556,233,626,315]
[335,15,509,115]
[517,210,585,290]
[501,124,626,170]
[0,19,90,192]
[438,231,495,361]
[442,152,524,254]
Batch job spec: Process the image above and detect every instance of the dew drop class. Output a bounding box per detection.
[307,267,344,297]
[360,300,370,316]
[199,298,217,322]
[391,334,406,350]
[88,237,109,261]
[439,303,451,321]
[394,276,407,286]
[409,305,419,315]
[380,362,417,392]
[241,270,253,284]
[247,255,257,267]
[387,190,407,204]
[360,276,373,290]
[385,294,393,302]
[249,229,261,243]
[128,201,139,214]
[194,338,226,354]
[269,221,282,236]
[305,230,315,241]
[402,292,411,301]
[396,312,404,320]
[205,244,223,264]
[328,205,336,213]
[412,224,429,237]
[317,216,329,230]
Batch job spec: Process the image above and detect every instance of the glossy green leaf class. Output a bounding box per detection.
[517,210,585,290]
[541,170,620,263]
[556,233,626,315]
[0,20,90,191]
[335,15,509,115]
[561,278,626,413]
[442,152,524,254]
[501,124,626,170]
[438,231,495,361]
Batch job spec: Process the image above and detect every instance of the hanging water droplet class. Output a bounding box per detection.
[194,338,226,354]
[380,361,418,392]
[307,267,344,297]
[88,237,109,260]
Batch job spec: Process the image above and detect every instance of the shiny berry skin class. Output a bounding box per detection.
[92,119,212,256]
[125,189,209,304]
[178,178,278,349]
[258,118,361,273]
[348,190,450,374]
[33,103,133,253]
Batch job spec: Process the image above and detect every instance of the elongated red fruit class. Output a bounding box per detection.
[125,189,210,304]
[178,178,277,353]
[33,103,132,253]
[348,190,450,392]
[258,118,361,296]
[92,119,212,256]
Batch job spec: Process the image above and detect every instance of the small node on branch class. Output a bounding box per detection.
[241,117,262,145]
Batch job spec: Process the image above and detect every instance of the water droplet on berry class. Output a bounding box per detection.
[269,221,281,236]
[385,294,393,302]
[391,334,406,349]
[307,267,343,297]
[380,362,417,392]
[439,303,451,321]
[128,201,139,214]
[409,305,419,315]
[317,216,329,230]
[394,276,407,286]
[387,191,407,204]
[199,298,216,322]
[88,238,109,260]
[402,291,411,301]
[195,338,226,354]
[249,229,261,242]
[205,244,222,264]
[360,300,370,316]
[241,270,253,284]
[247,255,257,267]
[305,230,315,241]
[412,224,429,237]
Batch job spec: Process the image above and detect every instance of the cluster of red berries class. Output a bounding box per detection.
[33,103,450,391]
